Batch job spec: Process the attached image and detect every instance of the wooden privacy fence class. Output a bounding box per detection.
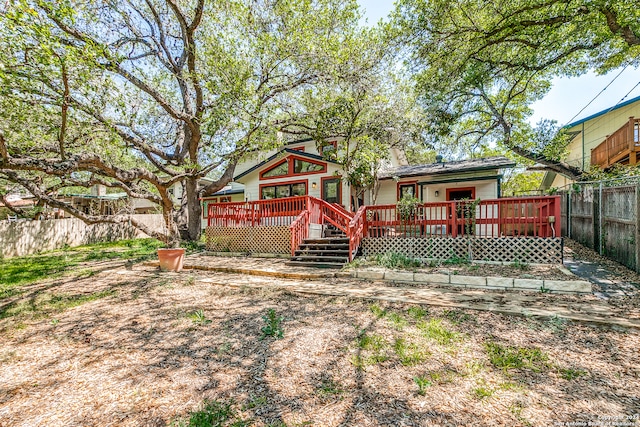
[560,181,640,272]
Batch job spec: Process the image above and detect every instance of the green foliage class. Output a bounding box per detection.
[413,376,432,395]
[171,399,250,427]
[396,195,421,220]
[559,368,588,380]
[443,310,472,324]
[393,337,429,366]
[387,312,407,330]
[1,290,116,321]
[511,259,531,271]
[417,319,460,345]
[260,309,284,339]
[407,306,428,321]
[187,310,212,326]
[484,342,550,372]
[369,303,387,318]
[374,252,422,269]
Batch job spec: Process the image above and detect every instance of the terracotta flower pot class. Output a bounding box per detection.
[157,248,185,272]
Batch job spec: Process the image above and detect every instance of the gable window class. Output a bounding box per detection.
[294,159,324,174]
[262,161,289,178]
[260,181,307,199]
[260,155,327,180]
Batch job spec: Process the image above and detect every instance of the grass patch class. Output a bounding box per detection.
[417,318,460,345]
[472,385,495,400]
[407,306,428,321]
[370,303,387,318]
[443,309,473,324]
[171,399,250,427]
[393,337,429,366]
[316,378,344,397]
[387,312,407,330]
[0,289,116,320]
[484,342,550,372]
[352,332,390,368]
[0,238,161,297]
[559,367,588,380]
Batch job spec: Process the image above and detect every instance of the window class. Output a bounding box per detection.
[294,159,324,174]
[220,196,231,202]
[260,181,307,199]
[262,161,288,178]
[260,155,326,179]
[398,182,418,200]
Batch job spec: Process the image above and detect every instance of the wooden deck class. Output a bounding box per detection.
[591,116,640,168]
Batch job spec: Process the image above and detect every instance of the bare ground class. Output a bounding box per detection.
[1,262,639,427]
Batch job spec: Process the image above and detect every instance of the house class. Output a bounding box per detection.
[202,136,564,266]
[542,95,640,190]
[223,137,513,209]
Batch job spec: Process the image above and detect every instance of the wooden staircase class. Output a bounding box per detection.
[287,226,351,268]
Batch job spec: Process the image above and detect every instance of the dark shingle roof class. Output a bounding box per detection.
[379,156,516,180]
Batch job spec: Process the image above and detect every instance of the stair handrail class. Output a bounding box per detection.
[332,202,354,219]
[290,209,310,257]
[347,205,367,261]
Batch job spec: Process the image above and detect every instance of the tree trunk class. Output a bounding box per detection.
[185,176,202,241]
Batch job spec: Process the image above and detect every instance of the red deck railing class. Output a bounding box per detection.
[207,195,561,260]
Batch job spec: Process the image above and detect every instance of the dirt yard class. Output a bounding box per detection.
[1,261,639,427]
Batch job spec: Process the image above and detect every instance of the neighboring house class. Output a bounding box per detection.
[226,137,513,210]
[543,95,640,190]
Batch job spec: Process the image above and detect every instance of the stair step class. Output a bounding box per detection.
[295,249,349,255]
[299,243,349,250]
[285,261,345,269]
[303,238,349,244]
[291,255,349,262]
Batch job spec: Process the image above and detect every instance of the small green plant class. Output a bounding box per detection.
[369,303,387,318]
[417,318,460,345]
[387,312,407,330]
[539,287,550,293]
[511,259,530,271]
[171,399,249,427]
[357,332,387,351]
[428,369,456,385]
[187,309,212,326]
[442,254,469,265]
[407,306,428,321]
[484,342,549,372]
[393,338,429,366]
[261,308,284,339]
[397,195,421,220]
[185,275,196,286]
[559,367,588,380]
[316,378,344,396]
[464,360,485,376]
[242,395,267,410]
[472,385,495,400]
[413,375,432,395]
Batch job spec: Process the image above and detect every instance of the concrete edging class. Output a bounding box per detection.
[342,270,592,294]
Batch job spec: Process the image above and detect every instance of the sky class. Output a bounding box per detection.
[357,0,640,127]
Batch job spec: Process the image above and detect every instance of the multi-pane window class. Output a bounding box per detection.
[261,182,307,199]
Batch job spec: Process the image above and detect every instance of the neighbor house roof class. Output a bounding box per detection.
[379,156,516,180]
[234,148,338,181]
[565,95,640,129]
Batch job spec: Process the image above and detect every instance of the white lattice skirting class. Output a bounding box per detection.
[206,226,291,254]
[362,237,563,264]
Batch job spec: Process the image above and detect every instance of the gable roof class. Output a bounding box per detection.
[234,148,338,181]
[379,156,516,180]
[565,95,640,129]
